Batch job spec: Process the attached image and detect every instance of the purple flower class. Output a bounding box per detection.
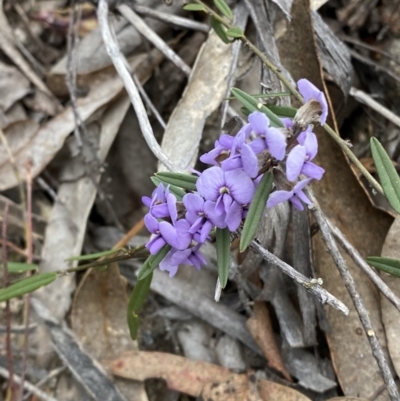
[159,244,206,277]
[286,130,325,181]
[200,134,235,166]
[142,184,176,219]
[297,79,328,125]
[183,193,224,242]
[144,213,192,254]
[196,166,255,231]
[267,178,313,211]
[248,112,287,160]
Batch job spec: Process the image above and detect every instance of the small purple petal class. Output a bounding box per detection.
[225,200,243,231]
[183,193,204,214]
[286,145,306,182]
[221,155,242,171]
[301,162,325,180]
[290,197,304,211]
[204,201,226,228]
[196,166,225,201]
[297,79,328,124]
[303,131,318,160]
[294,177,313,192]
[241,143,259,178]
[147,236,165,254]
[265,127,287,160]
[267,190,293,208]
[225,169,255,204]
[249,111,269,135]
[142,196,152,207]
[200,220,213,243]
[144,213,159,234]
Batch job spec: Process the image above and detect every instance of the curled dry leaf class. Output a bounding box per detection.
[111,351,311,401]
[246,302,291,381]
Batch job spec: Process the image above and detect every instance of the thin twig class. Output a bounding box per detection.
[117,5,191,76]
[132,4,209,33]
[97,0,177,171]
[327,216,400,313]
[350,87,400,128]
[249,239,349,315]
[2,203,15,400]
[306,187,400,401]
[18,161,34,401]
[0,367,60,401]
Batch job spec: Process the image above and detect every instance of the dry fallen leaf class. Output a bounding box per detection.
[111,351,311,401]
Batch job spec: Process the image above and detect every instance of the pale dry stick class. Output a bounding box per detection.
[132,4,209,33]
[192,0,384,196]
[97,0,177,172]
[0,367,60,401]
[350,87,400,129]
[117,4,191,76]
[306,188,400,401]
[132,73,166,129]
[327,216,400,312]
[249,239,349,315]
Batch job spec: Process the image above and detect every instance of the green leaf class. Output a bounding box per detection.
[213,0,232,19]
[267,105,297,118]
[150,177,185,200]
[240,171,273,252]
[155,172,197,192]
[0,263,38,273]
[216,228,231,288]
[231,88,284,128]
[183,4,207,12]
[137,245,171,280]
[0,272,57,302]
[66,248,123,261]
[127,272,153,340]
[371,137,400,214]
[211,17,230,44]
[367,256,400,278]
[225,27,244,38]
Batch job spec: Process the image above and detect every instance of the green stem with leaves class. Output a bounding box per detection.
[193,0,383,195]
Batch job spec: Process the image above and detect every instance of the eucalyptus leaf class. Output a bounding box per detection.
[0,272,57,302]
[371,137,400,214]
[137,245,171,280]
[150,177,185,200]
[0,262,38,273]
[367,256,400,278]
[211,17,230,44]
[240,172,273,252]
[225,27,244,38]
[66,248,122,261]
[183,4,207,11]
[127,271,153,339]
[231,88,284,127]
[216,228,231,288]
[213,0,233,19]
[155,172,197,192]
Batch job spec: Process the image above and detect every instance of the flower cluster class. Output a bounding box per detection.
[142,79,327,276]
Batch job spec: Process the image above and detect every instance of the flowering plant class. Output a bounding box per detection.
[123,79,328,338]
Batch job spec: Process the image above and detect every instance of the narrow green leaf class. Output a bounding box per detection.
[371,137,400,214]
[137,245,171,280]
[0,272,57,302]
[240,172,273,252]
[367,256,400,278]
[155,172,197,192]
[216,228,231,288]
[231,88,284,128]
[267,105,297,118]
[213,0,232,19]
[225,27,244,38]
[225,92,291,101]
[211,17,230,44]
[127,272,153,339]
[66,248,122,261]
[150,177,185,200]
[0,263,38,273]
[183,4,207,11]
